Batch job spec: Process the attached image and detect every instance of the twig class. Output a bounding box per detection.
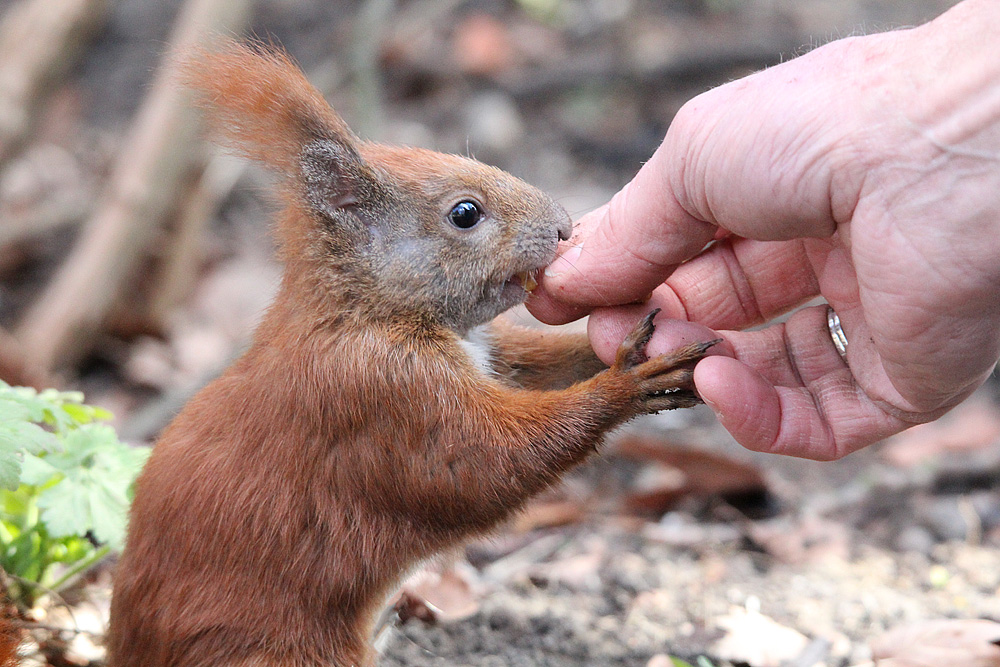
[10,620,101,637]
[15,0,254,374]
[0,0,110,165]
[495,44,800,101]
[787,637,832,667]
[480,533,568,583]
[46,546,110,596]
[350,0,397,139]
[144,152,245,331]
[388,40,799,102]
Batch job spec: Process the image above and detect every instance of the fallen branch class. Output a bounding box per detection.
[496,44,801,101]
[143,152,245,332]
[384,39,800,102]
[15,0,254,374]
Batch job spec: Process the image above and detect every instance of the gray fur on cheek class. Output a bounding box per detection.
[377,236,516,334]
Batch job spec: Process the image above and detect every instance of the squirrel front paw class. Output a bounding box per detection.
[612,309,721,413]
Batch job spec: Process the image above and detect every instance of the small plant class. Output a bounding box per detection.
[0,382,149,610]
[669,656,717,667]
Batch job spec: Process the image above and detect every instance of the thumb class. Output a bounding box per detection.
[539,145,716,308]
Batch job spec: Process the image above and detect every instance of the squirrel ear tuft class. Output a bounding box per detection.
[182,39,360,181]
[300,140,365,217]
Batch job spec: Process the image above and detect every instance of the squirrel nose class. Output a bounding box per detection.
[557,218,573,242]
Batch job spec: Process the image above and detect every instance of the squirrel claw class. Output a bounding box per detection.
[645,389,704,412]
[615,308,661,371]
[609,310,721,414]
[627,336,721,414]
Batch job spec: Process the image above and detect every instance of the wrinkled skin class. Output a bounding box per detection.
[530,0,1000,460]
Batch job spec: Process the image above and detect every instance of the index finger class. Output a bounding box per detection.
[535,233,825,336]
[657,235,826,330]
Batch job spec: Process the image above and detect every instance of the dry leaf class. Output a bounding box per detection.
[527,551,604,592]
[392,565,480,624]
[511,499,585,533]
[871,619,1000,667]
[646,655,674,667]
[616,435,768,516]
[624,463,688,514]
[748,515,850,565]
[711,606,809,667]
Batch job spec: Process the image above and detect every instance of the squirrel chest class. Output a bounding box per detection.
[459,324,496,376]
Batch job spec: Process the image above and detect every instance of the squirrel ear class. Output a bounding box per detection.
[300,139,365,217]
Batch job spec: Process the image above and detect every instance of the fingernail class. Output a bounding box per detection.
[544,243,583,278]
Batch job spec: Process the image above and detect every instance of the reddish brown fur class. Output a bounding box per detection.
[0,606,17,667]
[180,42,352,180]
[107,41,712,667]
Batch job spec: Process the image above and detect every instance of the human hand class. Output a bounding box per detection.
[528,0,1000,460]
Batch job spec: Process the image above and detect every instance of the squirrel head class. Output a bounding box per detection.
[184,41,571,334]
[299,140,571,333]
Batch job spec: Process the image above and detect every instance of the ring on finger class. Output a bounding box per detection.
[827,306,848,362]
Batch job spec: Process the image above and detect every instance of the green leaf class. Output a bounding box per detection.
[0,488,34,531]
[85,478,129,548]
[0,421,57,490]
[36,477,90,541]
[36,468,127,549]
[3,385,67,430]
[19,454,59,488]
[0,383,139,608]
[35,424,150,550]
[50,535,95,564]
[89,406,114,422]
[0,383,121,491]
[1,383,109,434]
[60,402,114,428]
[0,395,28,421]
[4,526,44,582]
[60,403,93,425]
[665,657,716,667]
[0,385,48,423]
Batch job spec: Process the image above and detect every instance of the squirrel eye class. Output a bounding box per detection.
[448,200,482,229]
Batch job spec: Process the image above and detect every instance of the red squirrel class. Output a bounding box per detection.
[106,40,718,667]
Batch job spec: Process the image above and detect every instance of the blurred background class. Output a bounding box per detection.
[5,1,1000,666]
